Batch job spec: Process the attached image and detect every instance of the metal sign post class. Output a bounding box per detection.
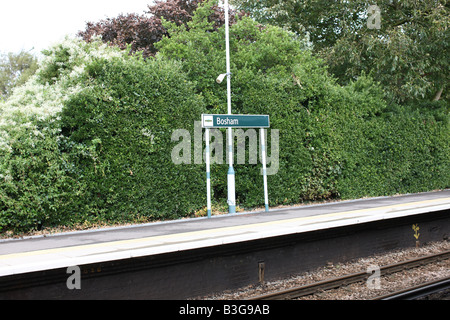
[205,128,212,218]
[260,128,269,212]
[202,114,270,216]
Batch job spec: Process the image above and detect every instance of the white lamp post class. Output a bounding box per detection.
[218,0,236,214]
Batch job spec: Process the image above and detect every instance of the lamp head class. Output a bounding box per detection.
[216,73,227,84]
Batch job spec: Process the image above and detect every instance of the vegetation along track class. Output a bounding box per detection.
[248,250,450,300]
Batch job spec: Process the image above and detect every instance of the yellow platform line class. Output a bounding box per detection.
[1,197,449,261]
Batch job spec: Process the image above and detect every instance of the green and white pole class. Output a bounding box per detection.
[224,0,236,214]
[205,128,212,218]
[260,128,269,212]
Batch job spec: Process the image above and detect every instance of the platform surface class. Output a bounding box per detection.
[0,190,449,276]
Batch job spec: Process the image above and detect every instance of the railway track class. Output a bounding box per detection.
[373,277,450,300]
[248,250,450,300]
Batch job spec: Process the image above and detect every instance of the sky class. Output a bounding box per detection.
[0,0,154,56]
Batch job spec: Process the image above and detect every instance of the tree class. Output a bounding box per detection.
[156,1,448,205]
[156,2,312,108]
[78,0,245,58]
[232,0,449,103]
[0,50,38,99]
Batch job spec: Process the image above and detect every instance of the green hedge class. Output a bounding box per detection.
[157,8,449,206]
[0,119,84,230]
[1,45,206,232]
[59,56,206,223]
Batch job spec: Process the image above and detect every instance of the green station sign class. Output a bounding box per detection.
[202,114,270,128]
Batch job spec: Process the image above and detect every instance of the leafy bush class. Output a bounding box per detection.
[1,38,205,232]
[78,0,244,58]
[157,3,449,207]
[0,38,113,232]
[60,56,205,222]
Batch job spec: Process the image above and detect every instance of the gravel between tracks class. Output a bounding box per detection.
[195,240,450,300]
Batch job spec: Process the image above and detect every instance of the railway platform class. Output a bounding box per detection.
[0,190,449,299]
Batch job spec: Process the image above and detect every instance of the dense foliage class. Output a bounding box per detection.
[0,37,208,232]
[61,56,206,223]
[157,6,448,205]
[233,0,449,103]
[78,0,244,58]
[0,50,38,99]
[0,1,448,233]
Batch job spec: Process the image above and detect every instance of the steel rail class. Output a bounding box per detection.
[372,277,450,300]
[248,250,450,300]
